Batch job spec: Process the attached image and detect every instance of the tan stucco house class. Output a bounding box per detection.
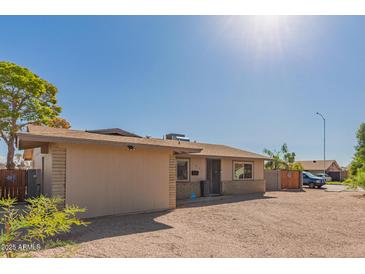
[296,160,345,181]
[17,125,268,218]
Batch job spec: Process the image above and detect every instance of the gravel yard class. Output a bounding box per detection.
[30,188,365,258]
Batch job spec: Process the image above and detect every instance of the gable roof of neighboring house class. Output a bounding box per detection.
[296,160,341,171]
[16,125,269,160]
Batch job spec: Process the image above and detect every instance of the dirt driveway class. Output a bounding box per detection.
[30,188,365,258]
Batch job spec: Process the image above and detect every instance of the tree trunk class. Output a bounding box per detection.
[6,137,16,170]
[5,223,13,258]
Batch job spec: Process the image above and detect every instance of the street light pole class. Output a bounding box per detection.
[316,112,326,178]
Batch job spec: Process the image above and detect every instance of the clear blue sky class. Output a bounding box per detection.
[1,16,364,166]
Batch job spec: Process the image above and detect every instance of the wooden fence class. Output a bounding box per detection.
[280,170,301,189]
[264,170,281,191]
[0,169,27,201]
[264,169,302,191]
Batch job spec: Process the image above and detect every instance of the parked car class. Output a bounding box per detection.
[302,171,326,188]
[315,173,332,182]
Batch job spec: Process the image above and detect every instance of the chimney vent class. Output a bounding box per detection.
[165,133,190,142]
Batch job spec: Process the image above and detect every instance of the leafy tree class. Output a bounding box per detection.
[33,117,71,129]
[14,152,25,168]
[288,162,303,171]
[0,196,87,258]
[48,117,71,129]
[263,148,285,170]
[350,123,365,176]
[263,143,298,170]
[281,143,296,166]
[347,123,365,191]
[0,61,61,169]
[347,169,365,191]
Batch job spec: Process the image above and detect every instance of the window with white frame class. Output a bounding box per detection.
[233,161,253,180]
[176,159,190,181]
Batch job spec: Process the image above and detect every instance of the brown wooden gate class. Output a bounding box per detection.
[0,169,27,201]
[280,170,301,189]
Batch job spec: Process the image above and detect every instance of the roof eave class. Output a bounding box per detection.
[178,152,271,160]
[16,132,202,153]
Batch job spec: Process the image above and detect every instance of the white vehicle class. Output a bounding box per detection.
[316,173,332,182]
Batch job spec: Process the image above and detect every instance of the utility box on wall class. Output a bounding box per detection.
[27,169,41,198]
[200,180,210,197]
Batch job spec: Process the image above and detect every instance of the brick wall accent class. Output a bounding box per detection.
[168,153,176,209]
[176,182,201,200]
[221,180,265,195]
[51,146,67,202]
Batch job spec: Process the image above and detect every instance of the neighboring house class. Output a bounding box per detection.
[0,162,5,169]
[296,160,345,181]
[17,125,268,218]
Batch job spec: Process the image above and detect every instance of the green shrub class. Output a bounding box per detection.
[45,239,75,249]
[349,123,365,177]
[0,195,88,258]
[346,169,365,190]
[289,162,304,171]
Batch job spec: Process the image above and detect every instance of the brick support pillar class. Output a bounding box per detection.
[168,153,176,209]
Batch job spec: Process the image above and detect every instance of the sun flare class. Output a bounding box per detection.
[222,16,294,58]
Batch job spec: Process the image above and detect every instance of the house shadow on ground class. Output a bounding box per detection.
[57,210,172,244]
[177,193,276,209]
[57,194,274,245]
[2,193,276,247]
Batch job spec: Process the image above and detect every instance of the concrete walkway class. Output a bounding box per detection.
[324,184,348,192]
[323,184,364,192]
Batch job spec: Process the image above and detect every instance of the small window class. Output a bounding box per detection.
[176,159,190,181]
[233,161,253,180]
[233,161,244,180]
[244,163,253,179]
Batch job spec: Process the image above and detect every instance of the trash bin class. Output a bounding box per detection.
[200,180,210,197]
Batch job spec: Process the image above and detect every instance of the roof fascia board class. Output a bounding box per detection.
[17,132,202,153]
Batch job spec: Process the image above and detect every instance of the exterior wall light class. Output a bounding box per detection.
[127,145,135,151]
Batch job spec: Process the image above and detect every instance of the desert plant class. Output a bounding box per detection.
[263,143,298,170]
[288,162,303,171]
[263,147,285,170]
[281,143,296,167]
[0,195,87,258]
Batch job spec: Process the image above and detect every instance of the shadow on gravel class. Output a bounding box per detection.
[55,194,274,245]
[352,193,365,199]
[2,194,276,246]
[177,193,276,208]
[57,210,172,244]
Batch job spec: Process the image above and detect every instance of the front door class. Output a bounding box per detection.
[207,159,221,194]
